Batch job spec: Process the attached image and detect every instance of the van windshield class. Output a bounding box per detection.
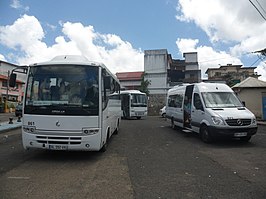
[201,92,243,108]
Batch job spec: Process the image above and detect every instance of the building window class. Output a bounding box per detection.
[2,80,7,87]
[214,72,221,77]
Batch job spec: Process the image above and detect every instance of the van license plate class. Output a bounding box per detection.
[49,145,68,150]
[234,132,247,137]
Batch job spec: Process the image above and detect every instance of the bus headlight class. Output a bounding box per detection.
[23,126,36,133]
[211,116,225,125]
[82,128,99,135]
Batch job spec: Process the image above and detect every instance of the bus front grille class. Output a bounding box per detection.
[36,136,82,145]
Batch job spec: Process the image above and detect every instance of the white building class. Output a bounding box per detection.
[144,49,170,95]
[144,49,200,115]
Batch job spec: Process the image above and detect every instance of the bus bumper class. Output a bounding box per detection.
[22,132,102,151]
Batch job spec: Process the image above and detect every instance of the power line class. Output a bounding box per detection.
[255,0,266,16]
[249,0,266,21]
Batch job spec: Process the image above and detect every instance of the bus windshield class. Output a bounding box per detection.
[131,94,147,107]
[25,64,99,115]
[201,92,243,108]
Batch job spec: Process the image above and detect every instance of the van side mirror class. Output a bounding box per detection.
[9,73,17,87]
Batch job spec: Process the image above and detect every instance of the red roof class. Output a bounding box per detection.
[0,74,24,84]
[116,71,143,81]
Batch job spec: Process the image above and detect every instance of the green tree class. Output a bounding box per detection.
[139,72,150,95]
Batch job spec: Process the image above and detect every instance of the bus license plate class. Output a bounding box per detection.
[49,145,68,150]
[234,132,247,137]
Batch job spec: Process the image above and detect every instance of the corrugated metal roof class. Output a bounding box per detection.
[232,77,266,88]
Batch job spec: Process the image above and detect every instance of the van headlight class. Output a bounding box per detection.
[211,116,225,125]
[252,117,257,125]
[23,126,36,133]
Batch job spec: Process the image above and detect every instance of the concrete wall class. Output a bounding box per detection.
[184,52,198,63]
[148,94,167,116]
[144,49,169,95]
[236,88,266,119]
[144,49,168,74]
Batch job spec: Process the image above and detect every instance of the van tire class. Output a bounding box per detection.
[171,118,175,129]
[200,125,212,143]
[240,136,251,142]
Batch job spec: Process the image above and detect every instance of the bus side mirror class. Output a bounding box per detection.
[9,73,17,87]
[104,76,111,89]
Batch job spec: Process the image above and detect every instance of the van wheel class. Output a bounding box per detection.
[240,136,251,142]
[200,125,212,143]
[171,118,175,129]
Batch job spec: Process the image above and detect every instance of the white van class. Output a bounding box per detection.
[165,82,257,143]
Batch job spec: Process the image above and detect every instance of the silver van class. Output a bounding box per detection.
[166,82,257,143]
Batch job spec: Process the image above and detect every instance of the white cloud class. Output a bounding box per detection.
[10,0,29,11]
[176,0,266,80]
[176,0,266,55]
[0,15,144,74]
[255,62,266,81]
[0,54,6,61]
[176,38,242,78]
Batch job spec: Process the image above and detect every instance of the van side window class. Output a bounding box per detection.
[194,93,204,111]
[168,95,176,107]
[168,94,183,108]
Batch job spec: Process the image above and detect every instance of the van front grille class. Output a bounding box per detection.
[225,119,251,126]
[36,136,81,145]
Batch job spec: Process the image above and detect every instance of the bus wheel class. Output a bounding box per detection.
[100,132,109,152]
[114,120,119,135]
[200,125,212,143]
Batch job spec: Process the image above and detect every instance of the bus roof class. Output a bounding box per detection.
[120,90,146,95]
[29,55,120,83]
[30,55,103,67]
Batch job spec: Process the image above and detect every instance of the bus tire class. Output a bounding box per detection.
[114,119,119,135]
[100,131,110,152]
[200,125,212,143]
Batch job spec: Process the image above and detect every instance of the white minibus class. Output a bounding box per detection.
[9,55,121,151]
[166,82,257,143]
[120,90,148,119]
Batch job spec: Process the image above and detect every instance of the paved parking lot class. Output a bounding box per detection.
[0,116,266,199]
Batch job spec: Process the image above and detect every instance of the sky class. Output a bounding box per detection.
[0,0,266,80]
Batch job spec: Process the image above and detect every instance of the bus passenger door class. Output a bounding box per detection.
[121,95,130,118]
